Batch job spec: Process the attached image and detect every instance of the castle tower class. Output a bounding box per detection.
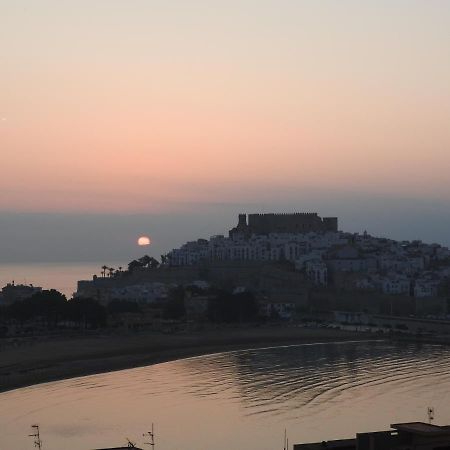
[229,214,249,239]
[238,214,247,227]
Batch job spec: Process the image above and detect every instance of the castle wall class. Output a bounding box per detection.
[234,213,338,234]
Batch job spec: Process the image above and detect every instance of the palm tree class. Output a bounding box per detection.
[108,267,115,278]
[139,255,151,267]
[101,265,108,278]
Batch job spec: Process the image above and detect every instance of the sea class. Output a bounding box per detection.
[0,262,125,298]
[1,341,450,450]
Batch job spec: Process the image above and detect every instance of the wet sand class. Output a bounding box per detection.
[0,326,374,393]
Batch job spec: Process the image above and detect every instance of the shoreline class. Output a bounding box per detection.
[0,326,376,394]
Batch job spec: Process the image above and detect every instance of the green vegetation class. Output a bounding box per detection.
[0,289,106,330]
[162,286,186,319]
[207,290,259,323]
[127,255,160,272]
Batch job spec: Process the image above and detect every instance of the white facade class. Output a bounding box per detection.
[262,302,295,319]
[380,276,410,295]
[305,259,328,286]
[414,279,440,298]
[169,232,349,266]
[108,282,169,303]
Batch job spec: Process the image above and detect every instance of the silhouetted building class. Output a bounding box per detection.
[294,422,450,450]
[229,213,338,238]
[0,282,42,305]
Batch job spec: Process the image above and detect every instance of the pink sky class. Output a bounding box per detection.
[1,1,450,213]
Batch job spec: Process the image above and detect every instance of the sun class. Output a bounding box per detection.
[137,236,151,246]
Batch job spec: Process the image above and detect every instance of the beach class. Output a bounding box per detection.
[0,326,373,393]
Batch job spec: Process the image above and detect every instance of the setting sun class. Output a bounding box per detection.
[137,236,151,246]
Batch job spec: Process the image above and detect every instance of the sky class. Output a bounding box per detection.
[1,0,450,262]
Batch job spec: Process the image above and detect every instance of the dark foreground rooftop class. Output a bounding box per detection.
[294,422,450,450]
[391,421,450,435]
[93,447,143,450]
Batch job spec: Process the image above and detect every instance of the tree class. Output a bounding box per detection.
[148,256,160,269]
[107,299,140,314]
[207,290,258,323]
[23,289,67,328]
[138,255,151,267]
[128,259,143,272]
[163,286,186,319]
[66,297,106,329]
[6,298,35,324]
[138,255,160,269]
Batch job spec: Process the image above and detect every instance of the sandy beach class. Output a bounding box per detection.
[0,326,375,394]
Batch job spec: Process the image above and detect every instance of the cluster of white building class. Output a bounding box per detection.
[168,230,450,299]
[168,232,348,266]
[106,282,169,304]
[75,280,171,305]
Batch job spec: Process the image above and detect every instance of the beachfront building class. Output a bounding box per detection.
[0,282,42,305]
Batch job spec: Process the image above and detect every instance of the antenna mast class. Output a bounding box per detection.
[428,406,435,424]
[29,424,43,450]
[143,423,155,450]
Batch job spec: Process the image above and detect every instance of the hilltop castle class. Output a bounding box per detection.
[229,213,338,238]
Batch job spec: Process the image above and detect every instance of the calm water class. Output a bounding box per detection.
[0,262,124,298]
[1,341,450,450]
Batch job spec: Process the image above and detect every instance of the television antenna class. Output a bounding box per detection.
[143,423,155,449]
[283,428,289,450]
[29,424,42,450]
[428,406,435,424]
[126,438,137,448]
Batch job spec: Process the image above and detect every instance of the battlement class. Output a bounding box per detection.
[229,213,338,237]
[249,212,318,216]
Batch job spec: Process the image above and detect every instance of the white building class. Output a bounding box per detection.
[380,275,411,295]
[414,278,440,298]
[305,259,328,286]
[108,282,169,303]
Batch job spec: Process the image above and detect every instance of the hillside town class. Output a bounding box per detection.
[63,213,450,324]
[2,213,450,336]
[168,213,450,300]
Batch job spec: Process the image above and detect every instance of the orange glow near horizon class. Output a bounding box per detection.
[1,2,450,214]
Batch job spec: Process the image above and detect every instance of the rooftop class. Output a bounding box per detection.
[391,422,450,436]
[293,439,356,449]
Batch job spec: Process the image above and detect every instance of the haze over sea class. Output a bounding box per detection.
[2,341,450,450]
